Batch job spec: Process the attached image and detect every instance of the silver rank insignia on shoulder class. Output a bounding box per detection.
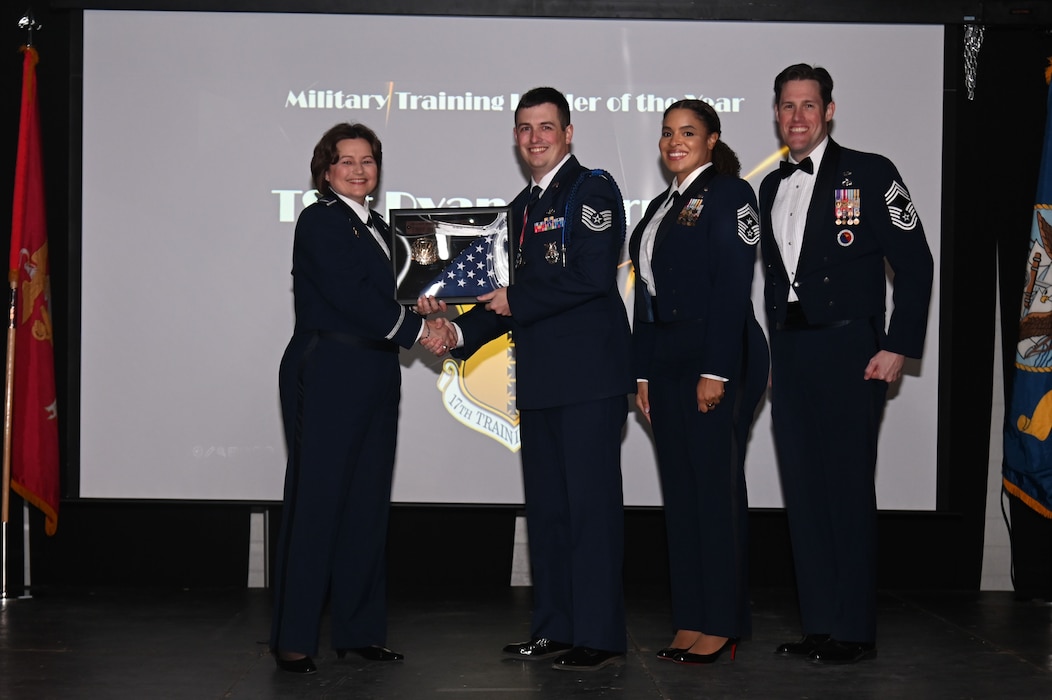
[581,205,613,232]
[835,188,860,226]
[544,241,560,264]
[885,181,919,231]
[736,204,760,245]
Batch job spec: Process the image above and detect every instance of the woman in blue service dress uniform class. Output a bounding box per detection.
[629,100,769,665]
[270,123,435,673]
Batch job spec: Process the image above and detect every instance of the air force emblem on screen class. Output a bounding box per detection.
[434,330,521,452]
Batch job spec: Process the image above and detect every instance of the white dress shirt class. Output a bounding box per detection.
[771,137,829,302]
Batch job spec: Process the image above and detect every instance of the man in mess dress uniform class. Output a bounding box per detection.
[758,64,933,665]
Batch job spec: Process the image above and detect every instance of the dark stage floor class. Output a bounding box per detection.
[1,585,1050,699]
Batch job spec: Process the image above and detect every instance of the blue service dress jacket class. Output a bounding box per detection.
[630,166,764,381]
[286,194,420,349]
[453,155,634,406]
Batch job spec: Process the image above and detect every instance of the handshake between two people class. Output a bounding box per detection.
[415,295,454,356]
[414,289,511,357]
[419,315,457,357]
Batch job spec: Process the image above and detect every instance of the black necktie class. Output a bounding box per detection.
[779,157,814,178]
[664,190,681,208]
[520,186,542,248]
[528,185,542,206]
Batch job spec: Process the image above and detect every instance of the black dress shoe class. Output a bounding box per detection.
[337,646,404,661]
[503,638,573,660]
[808,639,876,664]
[273,651,317,674]
[775,633,830,656]
[673,638,737,665]
[551,646,624,671]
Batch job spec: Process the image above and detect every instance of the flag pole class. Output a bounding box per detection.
[3,9,42,602]
[2,282,16,600]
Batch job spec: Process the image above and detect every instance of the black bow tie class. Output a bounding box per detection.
[779,157,814,178]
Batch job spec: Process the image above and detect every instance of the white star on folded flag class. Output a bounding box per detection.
[420,233,508,298]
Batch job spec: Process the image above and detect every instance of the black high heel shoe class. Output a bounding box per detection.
[657,632,701,661]
[656,646,685,661]
[673,637,737,665]
[272,650,317,674]
[336,645,404,661]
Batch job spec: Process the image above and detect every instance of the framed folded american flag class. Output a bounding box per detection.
[389,206,513,304]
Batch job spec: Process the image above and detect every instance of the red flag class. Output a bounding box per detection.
[9,45,59,535]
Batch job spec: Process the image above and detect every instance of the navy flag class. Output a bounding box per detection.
[1005,73,1052,519]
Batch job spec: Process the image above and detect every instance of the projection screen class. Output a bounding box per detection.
[79,11,943,506]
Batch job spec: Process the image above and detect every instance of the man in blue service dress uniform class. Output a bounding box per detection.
[758,64,933,665]
[419,87,633,671]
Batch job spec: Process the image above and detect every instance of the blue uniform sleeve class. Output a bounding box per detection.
[870,160,934,358]
[700,179,761,379]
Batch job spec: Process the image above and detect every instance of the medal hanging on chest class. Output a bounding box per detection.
[835,188,860,226]
[544,241,560,265]
[531,208,564,265]
[676,195,706,226]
